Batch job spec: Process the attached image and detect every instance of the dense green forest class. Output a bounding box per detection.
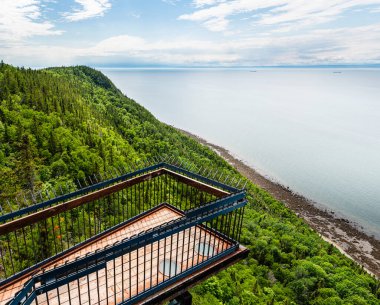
[0,62,379,304]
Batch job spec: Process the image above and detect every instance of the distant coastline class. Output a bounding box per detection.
[179,128,380,279]
[98,65,380,70]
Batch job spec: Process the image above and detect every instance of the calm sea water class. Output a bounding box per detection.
[101,68,380,238]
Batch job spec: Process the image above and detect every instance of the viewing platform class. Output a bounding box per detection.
[0,161,249,305]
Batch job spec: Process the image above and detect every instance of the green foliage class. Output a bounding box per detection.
[0,63,378,304]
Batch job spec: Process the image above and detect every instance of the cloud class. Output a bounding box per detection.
[87,24,380,65]
[85,35,240,64]
[161,0,180,5]
[371,7,380,13]
[0,0,62,42]
[3,22,380,68]
[0,34,241,67]
[129,12,141,19]
[192,0,226,8]
[63,0,111,21]
[179,0,380,32]
[305,25,380,64]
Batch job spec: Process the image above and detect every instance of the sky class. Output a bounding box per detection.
[1,0,380,67]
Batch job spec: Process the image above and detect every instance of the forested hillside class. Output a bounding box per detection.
[0,62,379,304]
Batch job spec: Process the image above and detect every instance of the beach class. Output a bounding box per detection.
[180,129,380,279]
[103,68,380,241]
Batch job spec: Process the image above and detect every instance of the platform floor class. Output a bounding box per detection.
[0,205,231,305]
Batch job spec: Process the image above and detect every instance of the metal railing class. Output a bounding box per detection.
[7,198,246,305]
[0,162,247,305]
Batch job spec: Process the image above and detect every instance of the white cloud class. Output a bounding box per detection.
[0,0,61,42]
[179,0,282,31]
[63,0,111,21]
[86,35,239,64]
[305,25,380,64]
[179,0,380,32]
[0,34,241,67]
[203,17,228,32]
[161,0,180,5]
[129,12,140,19]
[3,22,380,67]
[90,24,380,65]
[192,0,226,8]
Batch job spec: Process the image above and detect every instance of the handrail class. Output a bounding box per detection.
[1,162,248,305]
[0,203,174,288]
[0,168,165,235]
[0,162,240,225]
[163,163,239,194]
[6,195,246,305]
[0,163,164,224]
[37,192,246,288]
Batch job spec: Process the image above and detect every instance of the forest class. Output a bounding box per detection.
[0,62,379,304]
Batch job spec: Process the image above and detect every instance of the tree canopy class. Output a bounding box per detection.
[0,63,378,304]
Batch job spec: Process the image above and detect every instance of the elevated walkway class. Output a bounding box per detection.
[0,162,249,305]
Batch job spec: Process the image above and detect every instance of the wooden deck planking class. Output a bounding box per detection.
[35,225,230,305]
[0,206,182,305]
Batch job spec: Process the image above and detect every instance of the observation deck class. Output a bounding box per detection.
[0,161,248,305]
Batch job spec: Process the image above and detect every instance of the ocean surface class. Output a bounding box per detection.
[101,68,380,238]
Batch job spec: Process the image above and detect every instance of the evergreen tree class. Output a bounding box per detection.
[16,134,36,190]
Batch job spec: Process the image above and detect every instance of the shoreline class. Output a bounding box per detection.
[179,129,380,279]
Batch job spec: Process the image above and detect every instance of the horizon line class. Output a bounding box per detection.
[93,64,380,70]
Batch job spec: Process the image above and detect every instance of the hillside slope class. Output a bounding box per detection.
[0,63,379,304]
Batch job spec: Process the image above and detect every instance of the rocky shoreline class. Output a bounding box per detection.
[180,129,380,279]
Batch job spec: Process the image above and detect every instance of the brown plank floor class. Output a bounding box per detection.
[0,206,231,305]
[0,206,181,305]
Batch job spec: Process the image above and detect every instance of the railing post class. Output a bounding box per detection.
[0,162,248,305]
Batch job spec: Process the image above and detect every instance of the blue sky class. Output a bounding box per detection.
[1,0,380,67]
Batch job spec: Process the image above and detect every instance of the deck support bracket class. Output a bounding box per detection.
[168,291,192,305]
